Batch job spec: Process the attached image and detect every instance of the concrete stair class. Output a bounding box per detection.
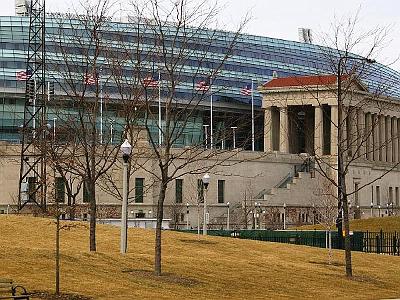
[265,171,316,206]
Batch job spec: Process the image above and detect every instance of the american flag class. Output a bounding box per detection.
[195,79,210,91]
[83,73,97,85]
[16,70,31,81]
[240,84,252,96]
[143,76,159,88]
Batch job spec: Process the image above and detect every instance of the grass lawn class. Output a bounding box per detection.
[297,216,400,232]
[1,215,400,299]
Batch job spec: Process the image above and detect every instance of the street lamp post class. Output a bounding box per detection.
[202,173,210,235]
[109,119,115,144]
[256,202,261,229]
[120,139,132,254]
[226,202,230,230]
[186,202,189,230]
[254,202,258,229]
[203,125,209,149]
[370,202,374,218]
[336,56,375,250]
[378,205,381,217]
[53,117,57,141]
[231,126,237,149]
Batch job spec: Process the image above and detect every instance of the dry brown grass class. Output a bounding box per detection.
[297,216,400,232]
[1,215,400,300]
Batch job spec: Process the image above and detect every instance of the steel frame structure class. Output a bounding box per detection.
[18,0,47,211]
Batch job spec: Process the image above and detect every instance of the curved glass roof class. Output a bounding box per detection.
[1,15,400,108]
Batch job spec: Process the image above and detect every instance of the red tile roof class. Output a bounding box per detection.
[263,74,349,88]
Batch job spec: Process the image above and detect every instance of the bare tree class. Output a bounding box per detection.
[316,14,399,278]
[46,0,123,251]
[261,11,400,277]
[120,0,252,275]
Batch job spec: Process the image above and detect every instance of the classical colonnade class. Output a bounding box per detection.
[264,104,400,163]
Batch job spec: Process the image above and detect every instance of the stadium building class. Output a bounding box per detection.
[1,3,400,229]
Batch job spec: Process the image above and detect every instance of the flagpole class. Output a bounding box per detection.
[100,71,103,144]
[210,78,213,150]
[251,79,255,151]
[47,81,50,102]
[158,70,162,146]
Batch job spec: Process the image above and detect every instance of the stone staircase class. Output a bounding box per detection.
[255,159,316,206]
[264,170,316,206]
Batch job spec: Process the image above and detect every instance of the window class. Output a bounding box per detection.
[135,178,144,203]
[135,211,145,218]
[218,180,225,203]
[83,181,89,203]
[197,179,204,203]
[376,186,381,205]
[371,185,374,205]
[354,183,359,206]
[175,179,183,203]
[55,177,65,203]
[389,187,393,204]
[396,187,399,206]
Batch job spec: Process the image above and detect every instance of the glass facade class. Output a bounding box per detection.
[1,16,399,147]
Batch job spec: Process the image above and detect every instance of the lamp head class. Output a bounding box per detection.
[202,173,210,189]
[121,139,132,155]
[121,139,132,163]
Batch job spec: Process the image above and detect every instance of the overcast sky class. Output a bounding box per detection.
[1,0,400,71]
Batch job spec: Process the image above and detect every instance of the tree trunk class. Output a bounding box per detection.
[89,181,97,251]
[69,198,76,221]
[55,214,60,295]
[342,192,352,277]
[155,182,166,276]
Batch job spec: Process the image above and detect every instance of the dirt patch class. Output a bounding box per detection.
[30,291,91,300]
[349,274,384,285]
[122,269,201,287]
[179,239,218,245]
[308,260,345,267]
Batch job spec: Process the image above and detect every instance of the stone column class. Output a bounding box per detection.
[386,116,392,163]
[264,107,272,152]
[279,107,289,153]
[348,108,357,157]
[379,114,386,162]
[373,114,379,161]
[314,105,323,156]
[331,105,338,156]
[398,118,400,163]
[356,109,366,159]
[365,112,373,160]
[392,117,398,163]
